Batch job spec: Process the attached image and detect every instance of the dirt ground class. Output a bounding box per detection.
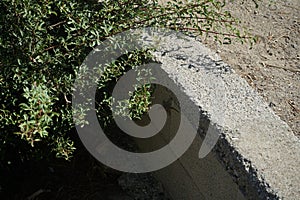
[202,0,300,136]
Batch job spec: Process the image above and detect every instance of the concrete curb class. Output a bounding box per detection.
[138,31,300,199]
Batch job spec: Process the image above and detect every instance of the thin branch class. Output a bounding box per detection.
[173,16,236,23]
[263,63,300,73]
[43,45,59,52]
[49,20,67,29]
[171,27,251,39]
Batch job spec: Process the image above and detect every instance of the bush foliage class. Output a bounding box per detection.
[0,0,250,163]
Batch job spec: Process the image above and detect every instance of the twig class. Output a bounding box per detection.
[27,189,51,200]
[64,94,71,104]
[263,63,300,73]
[288,100,300,113]
[171,27,251,39]
[49,20,67,29]
[172,16,236,23]
[43,45,59,52]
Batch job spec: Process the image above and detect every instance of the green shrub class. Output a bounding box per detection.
[0,0,250,163]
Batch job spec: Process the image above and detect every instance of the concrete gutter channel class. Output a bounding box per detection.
[132,32,300,199]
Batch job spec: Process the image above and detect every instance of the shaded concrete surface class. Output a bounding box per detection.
[135,29,300,199]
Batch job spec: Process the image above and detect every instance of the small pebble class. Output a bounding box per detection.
[269,102,276,108]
